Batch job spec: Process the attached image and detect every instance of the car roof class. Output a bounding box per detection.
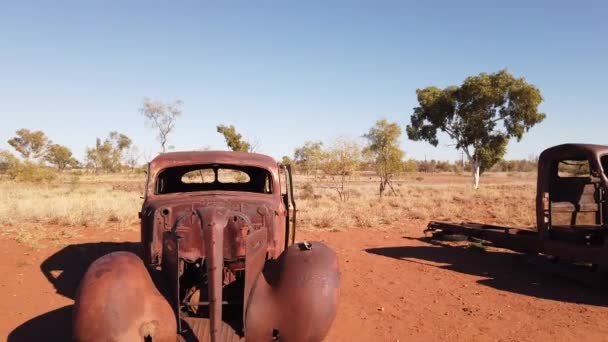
[149,150,278,174]
[539,143,608,163]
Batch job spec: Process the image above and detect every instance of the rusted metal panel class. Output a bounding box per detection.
[72,252,176,341]
[245,242,340,341]
[162,231,181,331]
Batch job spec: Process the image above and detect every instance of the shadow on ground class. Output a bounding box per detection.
[8,242,140,342]
[366,237,608,307]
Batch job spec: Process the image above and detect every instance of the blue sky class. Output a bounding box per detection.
[0,0,606,162]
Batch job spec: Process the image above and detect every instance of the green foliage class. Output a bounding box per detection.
[417,159,456,173]
[475,136,508,172]
[140,97,182,152]
[44,144,79,170]
[280,155,297,173]
[0,150,20,174]
[363,119,404,197]
[294,141,324,176]
[7,128,49,160]
[0,150,57,183]
[280,155,293,165]
[402,159,418,173]
[7,161,58,183]
[407,69,545,180]
[491,159,537,172]
[216,124,252,152]
[109,131,132,151]
[85,131,133,173]
[321,138,362,201]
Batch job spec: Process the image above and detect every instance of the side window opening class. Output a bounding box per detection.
[601,155,608,178]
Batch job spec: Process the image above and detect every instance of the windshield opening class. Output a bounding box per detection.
[156,164,272,194]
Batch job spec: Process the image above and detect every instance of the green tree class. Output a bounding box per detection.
[407,70,545,189]
[0,150,20,175]
[7,129,49,161]
[140,98,182,152]
[44,144,79,170]
[321,138,361,201]
[124,145,141,171]
[363,119,404,197]
[216,124,252,152]
[402,159,417,173]
[280,155,295,167]
[294,141,324,176]
[0,150,58,182]
[85,132,132,173]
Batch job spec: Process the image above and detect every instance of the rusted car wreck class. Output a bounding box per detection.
[426,143,608,266]
[73,151,340,342]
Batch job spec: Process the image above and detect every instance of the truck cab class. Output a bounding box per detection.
[537,144,608,245]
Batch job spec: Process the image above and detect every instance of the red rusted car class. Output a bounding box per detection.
[73,151,340,342]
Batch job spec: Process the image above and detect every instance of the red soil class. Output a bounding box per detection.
[3,226,608,341]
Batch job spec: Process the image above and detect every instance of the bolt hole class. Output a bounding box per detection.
[272,329,279,341]
[234,216,238,222]
[161,208,170,216]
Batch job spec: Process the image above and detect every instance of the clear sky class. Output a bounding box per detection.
[1,0,606,162]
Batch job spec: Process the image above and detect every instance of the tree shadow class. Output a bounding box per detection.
[366,237,608,306]
[8,241,140,341]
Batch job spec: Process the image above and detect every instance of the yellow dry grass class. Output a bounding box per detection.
[296,173,537,232]
[0,175,144,247]
[0,172,537,247]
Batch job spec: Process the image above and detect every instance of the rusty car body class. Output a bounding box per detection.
[426,143,608,266]
[73,151,340,342]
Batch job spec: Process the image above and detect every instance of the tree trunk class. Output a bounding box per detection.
[462,148,480,189]
[471,160,480,189]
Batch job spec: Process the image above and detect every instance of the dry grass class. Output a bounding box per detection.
[295,173,537,231]
[0,172,537,247]
[0,174,144,247]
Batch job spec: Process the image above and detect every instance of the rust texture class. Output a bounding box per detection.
[426,143,608,266]
[72,252,177,342]
[73,150,340,341]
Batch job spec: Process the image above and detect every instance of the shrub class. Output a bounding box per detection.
[300,182,315,200]
[9,162,58,183]
[0,150,20,174]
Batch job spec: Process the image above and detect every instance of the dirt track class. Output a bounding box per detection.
[3,226,608,341]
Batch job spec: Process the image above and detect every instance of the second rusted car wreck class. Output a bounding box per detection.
[426,143,608,267]
[73,151,340,342]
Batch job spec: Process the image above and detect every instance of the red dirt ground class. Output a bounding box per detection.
[3,226,608,341]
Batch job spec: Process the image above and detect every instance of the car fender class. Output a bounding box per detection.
[245,241,340,341]
[73,251,176,342]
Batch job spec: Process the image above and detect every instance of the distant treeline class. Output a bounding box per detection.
[291,158,538,175]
